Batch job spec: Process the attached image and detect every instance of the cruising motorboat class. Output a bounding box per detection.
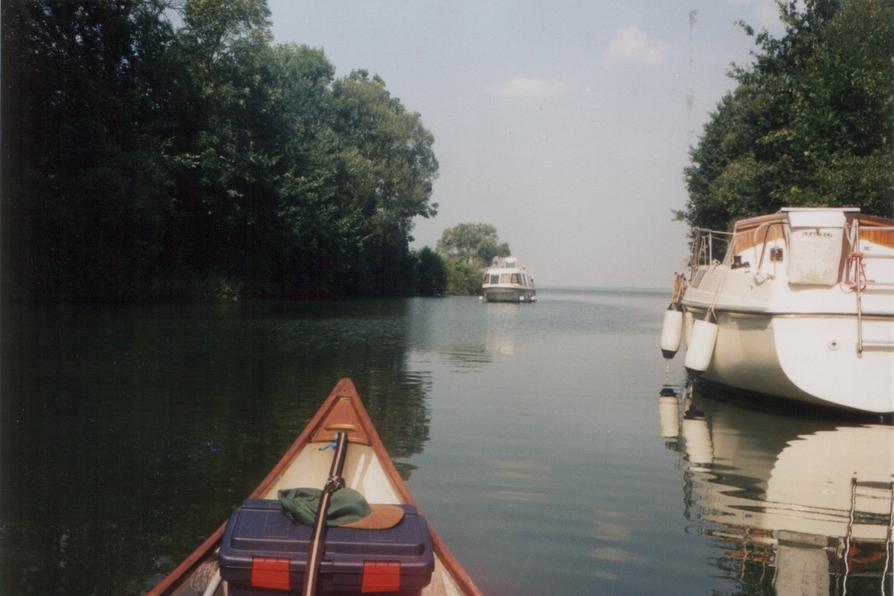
[661,208,894,414]
[481,256,536,303]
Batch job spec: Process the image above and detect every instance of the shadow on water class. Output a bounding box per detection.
[0,300,433,593]
[657,382,894,596]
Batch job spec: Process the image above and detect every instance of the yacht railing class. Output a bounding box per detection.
[845,220,894,290]
[750,222,788,284]
[688,228,734,277]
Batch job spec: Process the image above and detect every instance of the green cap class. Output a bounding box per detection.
[278,487,372,527]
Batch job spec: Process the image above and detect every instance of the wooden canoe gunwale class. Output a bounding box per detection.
[149,378,482,596]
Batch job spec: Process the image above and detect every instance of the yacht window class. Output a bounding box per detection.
[499,273,511,284]
[511,273,521,284]
[491,274,499,284]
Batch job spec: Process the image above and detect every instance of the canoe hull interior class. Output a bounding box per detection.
[153,379,482,596]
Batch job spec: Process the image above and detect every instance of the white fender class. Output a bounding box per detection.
[684,318,718,375]
[660,307,683,359]
[658,394,680,438]
[682,413,713,470]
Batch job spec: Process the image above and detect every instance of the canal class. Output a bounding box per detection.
[2,290,890,594]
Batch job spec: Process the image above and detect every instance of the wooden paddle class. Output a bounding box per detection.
[302,431,350,596]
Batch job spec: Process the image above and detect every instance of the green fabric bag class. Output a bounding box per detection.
[278,487,372,527]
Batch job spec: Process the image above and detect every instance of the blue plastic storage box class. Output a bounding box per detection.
[219,499,434,595]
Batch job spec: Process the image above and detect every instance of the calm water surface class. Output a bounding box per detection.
[2,290,891,594]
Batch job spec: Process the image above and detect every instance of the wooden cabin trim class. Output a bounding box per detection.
[855,214,894,249]
[732,212,787,233]
[854,213,893,227]
[859,227,894,249]
[730,225,786,256]
[725,213,786,256]
[149,378,482,596]
[728,211,894,254]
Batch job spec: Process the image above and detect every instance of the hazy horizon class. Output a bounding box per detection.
[269,0,786,288]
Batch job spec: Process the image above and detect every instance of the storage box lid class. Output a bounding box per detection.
[219,499,433,574]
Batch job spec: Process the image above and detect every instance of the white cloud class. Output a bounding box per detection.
[604,25,670,66]
[491,76,568,98]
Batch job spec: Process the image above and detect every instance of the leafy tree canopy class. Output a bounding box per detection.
[412,247,447,296]
[680,0,893,232]
[2,0,440,300]
[436,223,510,264]
[436,223,510,294]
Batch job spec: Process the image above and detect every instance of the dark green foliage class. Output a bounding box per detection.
[2,0,179,300]
[2,0,439,301]
[681,0,894,231]
[412,247,447,296]
[436,223,510,294]
[440,255,482,295]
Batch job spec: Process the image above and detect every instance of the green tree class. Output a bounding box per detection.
[2,0,179,300]
[270,44,342,297]
[2,0,440,301]
[439,256,480,295]
[436,223,510,265]
[436,223,510,294]
[412,247,447,296]
[166,0,279,293]
[680,0,894,231]
[328,70,439,296]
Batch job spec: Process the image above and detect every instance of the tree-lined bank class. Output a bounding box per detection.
[436,223,510,295]
[2,0,443,301]
[681,0,893,231]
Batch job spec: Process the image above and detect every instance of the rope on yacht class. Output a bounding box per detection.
[691,227,733,321]
[845,250,867,293]
[843,218,868,293]
[671,273,687,305]
[842,220,869,354]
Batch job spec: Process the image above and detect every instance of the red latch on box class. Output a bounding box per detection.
[251,557,291,591]
[361,561,401,593]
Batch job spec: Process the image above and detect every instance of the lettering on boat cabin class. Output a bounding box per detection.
[787,227,844,286]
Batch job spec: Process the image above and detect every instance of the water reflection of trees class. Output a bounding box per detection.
[0,300,433,593]
[657,383,894,595]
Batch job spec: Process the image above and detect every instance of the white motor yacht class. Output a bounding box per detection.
[662,208,894,414]
[481,256,536,303]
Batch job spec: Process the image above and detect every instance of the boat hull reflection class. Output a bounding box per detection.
[658,384,893,594]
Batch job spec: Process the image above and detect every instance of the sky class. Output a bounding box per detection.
[268,0,786,289]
